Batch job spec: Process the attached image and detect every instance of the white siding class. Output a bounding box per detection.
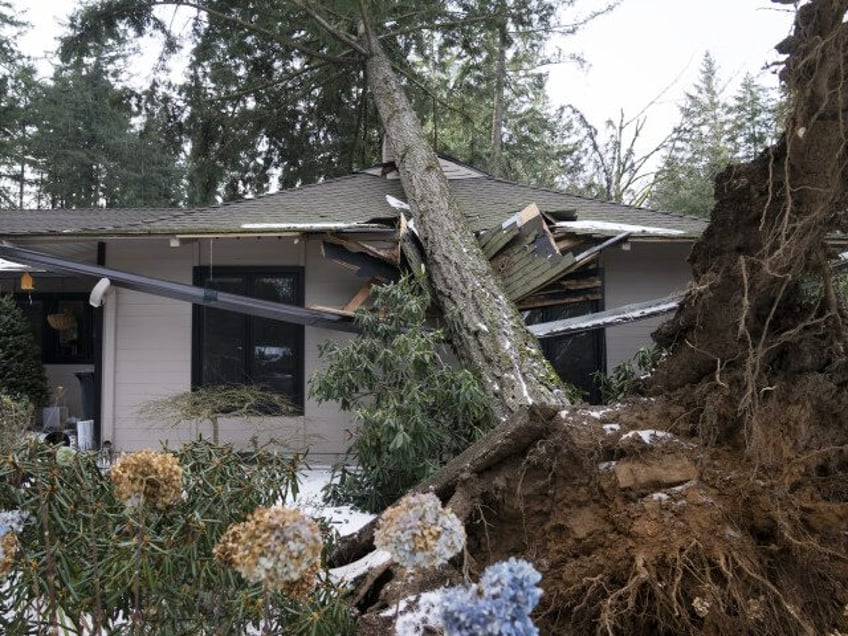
[106,239,193,451]
[601,241,693,370]
[103,236,363,460]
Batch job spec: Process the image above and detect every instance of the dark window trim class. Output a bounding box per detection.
[191,266,306,411]
[15,292,96,365]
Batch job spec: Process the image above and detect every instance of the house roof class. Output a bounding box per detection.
[0,160,707,239]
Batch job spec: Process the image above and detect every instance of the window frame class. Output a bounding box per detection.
[15,292,96,365]
[191,266,306,411]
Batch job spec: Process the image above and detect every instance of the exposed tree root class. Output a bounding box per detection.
[349,393,848,635]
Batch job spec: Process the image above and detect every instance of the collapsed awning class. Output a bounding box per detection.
[0,243,358,333]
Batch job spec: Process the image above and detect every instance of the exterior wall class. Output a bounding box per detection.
[601,241,693,370]
[103,235,362,460]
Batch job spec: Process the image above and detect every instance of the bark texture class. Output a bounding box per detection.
[360,22,567,419]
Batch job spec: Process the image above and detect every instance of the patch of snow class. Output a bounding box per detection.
[620,429,675,445]
[602,423,621,434]
[646,492,670,501]
[386,194,411,210]
[587,408,614,420]
[554,220,685,236]
[330,549,392,585]
[290,467,375,537]
[383,590,446,635]
[597,461,617,471]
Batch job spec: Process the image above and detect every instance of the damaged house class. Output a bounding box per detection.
[0,158,705,458]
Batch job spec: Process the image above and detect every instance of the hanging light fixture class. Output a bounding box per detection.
[20,272,34,291]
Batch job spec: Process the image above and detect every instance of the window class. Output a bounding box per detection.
[192,267,305,410]
[524,299,605,404]
[16,294,95,364]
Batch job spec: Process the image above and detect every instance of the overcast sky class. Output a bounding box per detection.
[548,1,793,150]
[11,0,796,157]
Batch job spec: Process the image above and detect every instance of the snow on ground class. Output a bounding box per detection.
[620,429,676,444]
[290,466,375,538]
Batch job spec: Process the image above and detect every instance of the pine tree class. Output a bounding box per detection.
[0,294,48,407]
[650,54,780,217]
[28,59,183,208]
[727,72,780,161]
[0,1,38,208]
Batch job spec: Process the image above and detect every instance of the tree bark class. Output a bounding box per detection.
[489,20,507,178]
[359,21,567,420]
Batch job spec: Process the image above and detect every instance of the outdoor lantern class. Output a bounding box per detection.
[20,272,34,291]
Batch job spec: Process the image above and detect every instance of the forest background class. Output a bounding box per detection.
[1,0,793,216]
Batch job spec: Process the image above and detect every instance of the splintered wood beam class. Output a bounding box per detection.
[528,293,684,338]
[323,234,399,265]
[343,279,377,312]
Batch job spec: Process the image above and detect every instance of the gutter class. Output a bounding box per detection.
[0,243,358,333]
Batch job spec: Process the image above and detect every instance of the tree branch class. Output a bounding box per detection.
[153,0,361,64]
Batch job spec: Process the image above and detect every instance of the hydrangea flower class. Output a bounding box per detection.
[441,558,543,636]
[214,506,323,598]
[109,450,183,509]
[55,445,77,466]
[0,510,25,579]
[374,492,465,570]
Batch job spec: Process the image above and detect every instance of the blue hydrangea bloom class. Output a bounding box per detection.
[441,558,542,636]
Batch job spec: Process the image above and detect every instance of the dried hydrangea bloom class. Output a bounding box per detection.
[109,450,183,509]
[0,531,17,578]
[0,511,28,579]
[374,492,465,570]
[215,506,323,598]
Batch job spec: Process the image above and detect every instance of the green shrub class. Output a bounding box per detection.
[0,440,355,635]
[310,275,496,512]
[593,346,664,404]
[0,294,48,406]
[0,393,32,453]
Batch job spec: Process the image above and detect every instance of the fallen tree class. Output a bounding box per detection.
[340,2,848,633]
[68,1,848,632]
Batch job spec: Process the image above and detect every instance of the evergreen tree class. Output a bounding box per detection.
[0,2,39,208]
[28,59,183,208]
[727,72,780,161]
[412,0,602,188]
[0,294,48,407]
[650,53,781,217]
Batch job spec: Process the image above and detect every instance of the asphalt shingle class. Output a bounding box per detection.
[0,168,707,239]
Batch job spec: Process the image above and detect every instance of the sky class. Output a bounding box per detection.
[547,0,794,151]
[9,0,796,159]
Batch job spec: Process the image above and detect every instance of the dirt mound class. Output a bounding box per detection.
[352,393,848,634]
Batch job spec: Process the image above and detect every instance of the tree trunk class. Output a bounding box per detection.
[359,22,567,419]
[489,20,507,178]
